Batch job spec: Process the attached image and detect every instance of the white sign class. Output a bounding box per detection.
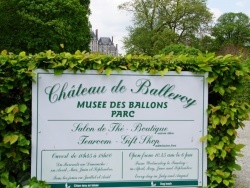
[32,70,208,188]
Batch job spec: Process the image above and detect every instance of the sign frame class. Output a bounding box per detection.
[32,70,208,188]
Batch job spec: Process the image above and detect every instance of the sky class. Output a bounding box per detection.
[89,0,250,54]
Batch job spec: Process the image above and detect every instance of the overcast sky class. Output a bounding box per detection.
[89,0,250,54]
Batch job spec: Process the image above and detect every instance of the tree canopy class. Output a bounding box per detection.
[0,0,91,53]
[210,12,250,57]
[212,12,250,48]
[119,0,213,55]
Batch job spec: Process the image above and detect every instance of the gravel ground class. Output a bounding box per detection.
[233,121,250,188]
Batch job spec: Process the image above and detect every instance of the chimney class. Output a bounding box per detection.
[112,36,114,43]
[116,44,118,56]
[96,29,98,39]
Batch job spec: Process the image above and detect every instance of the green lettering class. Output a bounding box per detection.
[131,79,151,94]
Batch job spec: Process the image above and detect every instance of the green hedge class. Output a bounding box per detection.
[232,58,250,104]
[0,50,249,188]
[160,44,201,56]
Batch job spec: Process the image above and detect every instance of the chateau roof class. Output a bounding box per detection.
[91,30,97,39]
[98,37,113,45]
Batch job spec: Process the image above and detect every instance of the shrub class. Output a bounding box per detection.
[160,44,201,56]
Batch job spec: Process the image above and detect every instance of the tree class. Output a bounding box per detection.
[212,12,250,48]
[119,0,213,55]
[0,0,91,53]
[193,35,216,53]
[211,12,250,57]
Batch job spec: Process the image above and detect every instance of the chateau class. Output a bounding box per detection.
[90,29,118,56]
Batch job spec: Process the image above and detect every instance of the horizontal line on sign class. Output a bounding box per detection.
[42,148,198,151]
[48,180,199,187]
[47,120,194,122]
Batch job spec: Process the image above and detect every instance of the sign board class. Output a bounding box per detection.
[32,70,208,187]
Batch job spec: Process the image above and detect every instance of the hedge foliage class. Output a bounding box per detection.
[232,58,250,104]
[160,44,201,56]
[0,50,249,188]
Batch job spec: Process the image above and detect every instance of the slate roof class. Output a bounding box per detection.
[98,37,113,45]
[91,30,97,40]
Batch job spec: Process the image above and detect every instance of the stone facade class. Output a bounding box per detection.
[90,29,118,56]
